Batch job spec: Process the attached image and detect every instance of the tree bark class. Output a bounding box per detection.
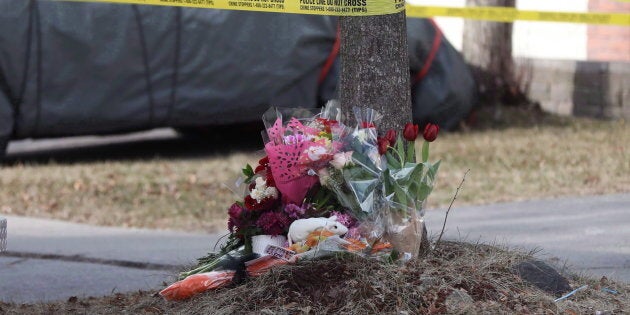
[339,12,412,132]
[462,0,515,105]
[339,12,430,257]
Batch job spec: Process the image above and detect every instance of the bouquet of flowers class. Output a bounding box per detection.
[379,122,441,259]
[160,102,440,301]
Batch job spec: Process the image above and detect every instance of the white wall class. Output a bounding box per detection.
[513,0,588,60]
[407,0,589,60]
[407,0,466,49]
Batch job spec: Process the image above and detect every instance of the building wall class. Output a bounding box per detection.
[513,0,588,60]
[407,0,628,62]
[587,0,630,62]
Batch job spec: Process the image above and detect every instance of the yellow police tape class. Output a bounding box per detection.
[61,0,630,26]
[65,0,405,16]
[406,5,630,26]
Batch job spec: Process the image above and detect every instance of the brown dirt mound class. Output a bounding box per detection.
[2,241,628,314]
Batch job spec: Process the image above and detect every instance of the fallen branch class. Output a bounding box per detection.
[433,169,469,250]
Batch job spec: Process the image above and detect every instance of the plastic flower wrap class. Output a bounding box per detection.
[166,103,442,300]
[262,106,343,205]
[381,122,441,217]
[319,107,383,215]
[317,106,389,246]
[379,122,441,260]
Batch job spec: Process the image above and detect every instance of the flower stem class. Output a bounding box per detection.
[422,141,430,162]
[389,145,405,164]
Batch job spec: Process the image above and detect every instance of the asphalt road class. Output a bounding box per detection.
[423,194,630,283]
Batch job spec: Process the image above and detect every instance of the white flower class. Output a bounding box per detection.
[265,186,278,199]
[352,129,368,144]
[255,177,267,188]
[331,151,353,170]
[318,168,331,186]
[250,189,265,202]
[352,128,378,146]
[305,146,327,161]
[250,176,277,202]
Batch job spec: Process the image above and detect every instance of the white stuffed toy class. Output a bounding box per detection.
[287,216,348,245]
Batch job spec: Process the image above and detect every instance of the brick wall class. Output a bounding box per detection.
[588,0,630,62]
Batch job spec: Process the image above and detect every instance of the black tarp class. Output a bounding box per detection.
[0,1,476,150]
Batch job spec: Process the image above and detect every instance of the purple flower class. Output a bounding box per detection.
[283,203,306,220]
[256,212,290,236]
[227,203,245,232]
[346,227,361,239]
[330,211,356,228]
[228,203,244,219]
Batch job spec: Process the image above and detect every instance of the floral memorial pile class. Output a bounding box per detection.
[160,102,440,301]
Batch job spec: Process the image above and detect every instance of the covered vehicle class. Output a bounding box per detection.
[0,1,476,157]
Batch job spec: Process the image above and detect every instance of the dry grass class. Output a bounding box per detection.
[0,155,255,232]
[1,108,628,232]
[429,113,630,208]
[2,241,628,314]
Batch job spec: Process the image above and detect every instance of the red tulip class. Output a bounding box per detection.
[423,123,439,142]
[384,129,397,145]
[402,123,419,141]
[377,137,390,155]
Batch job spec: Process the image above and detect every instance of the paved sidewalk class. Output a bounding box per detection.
[423,193,630,283]
[0,217,220,303]
[1,193,628,303]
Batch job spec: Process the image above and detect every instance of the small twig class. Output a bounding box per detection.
[434,169,469,250]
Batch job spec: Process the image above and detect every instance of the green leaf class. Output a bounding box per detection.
[409,162,425,182]
[392,164,415,181]
[427,160,441,181]
[417,182,433,201]
[384,170,408,205]
[391,178,409,206]
[383,169,394,196]
[407,162,425,196]
[242,164,255,182]
[385,151,401,169]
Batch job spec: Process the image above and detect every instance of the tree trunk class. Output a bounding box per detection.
[339,12,412,132]
[339,12,430,257]
[462,0,515,106]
